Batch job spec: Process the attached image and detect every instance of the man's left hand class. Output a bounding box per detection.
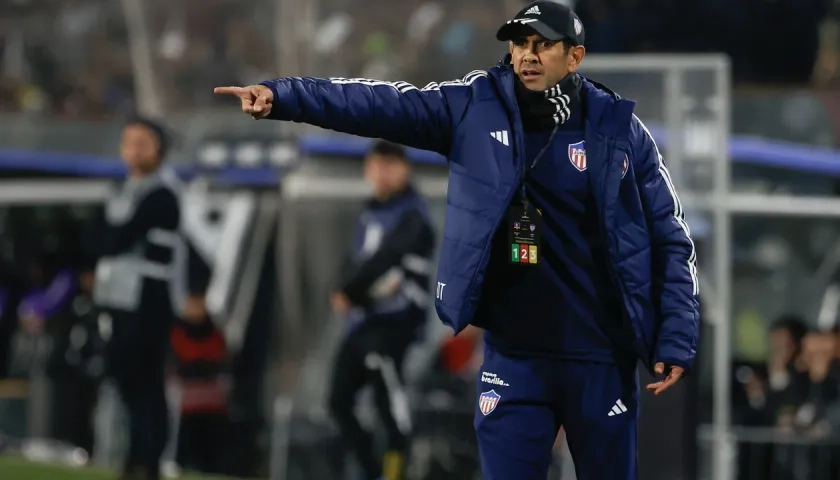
[330,291,352,315]
[645,362,684,396]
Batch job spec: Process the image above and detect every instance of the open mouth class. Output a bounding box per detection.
[521,69,542,79]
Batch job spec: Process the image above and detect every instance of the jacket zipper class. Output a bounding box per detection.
[601,144,649,363]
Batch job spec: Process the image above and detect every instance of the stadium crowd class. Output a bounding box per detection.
[733,315,840,478]
[1,0,839,118]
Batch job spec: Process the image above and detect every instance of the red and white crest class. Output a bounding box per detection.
[621,154,629,178]
[479,390,501,416]
[568,141,587,171]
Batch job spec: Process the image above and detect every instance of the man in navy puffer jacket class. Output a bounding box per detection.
[216,2,700,478]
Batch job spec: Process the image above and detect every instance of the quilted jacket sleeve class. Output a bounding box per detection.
[259,75,478,155]
[630,115,700,371]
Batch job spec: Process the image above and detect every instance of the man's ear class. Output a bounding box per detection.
[509,41,514,57]
[568,45,586,73]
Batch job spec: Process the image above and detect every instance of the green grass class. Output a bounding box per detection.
[0,455,237,480]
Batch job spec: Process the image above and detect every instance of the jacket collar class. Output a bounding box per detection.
[488,55,635,140]
[489,55,521,122]
[578,76,635,142]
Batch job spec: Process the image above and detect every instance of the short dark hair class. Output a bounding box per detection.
[770,314,809,344]
[368,140,407,160]
[560,38,575,53]
[124,115,171,160]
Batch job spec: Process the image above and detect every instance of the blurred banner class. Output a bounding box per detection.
[1,0,840,155]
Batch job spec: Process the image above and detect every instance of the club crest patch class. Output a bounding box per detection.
[568,141,586,171]
[479,390,501,416]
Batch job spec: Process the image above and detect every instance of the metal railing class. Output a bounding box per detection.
[698,424,840,480]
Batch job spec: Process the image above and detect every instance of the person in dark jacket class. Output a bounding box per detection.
[327,141,436,480]
[171,241,229,476]
[215,2,700,478]
[44,262,105,456]
[93,117,181,480]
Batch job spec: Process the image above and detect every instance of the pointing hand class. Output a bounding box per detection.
[213,85,274,119]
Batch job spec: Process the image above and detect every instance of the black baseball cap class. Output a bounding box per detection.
[496,1,585,46]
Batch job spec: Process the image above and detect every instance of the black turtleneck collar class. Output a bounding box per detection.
[514,73,583,131]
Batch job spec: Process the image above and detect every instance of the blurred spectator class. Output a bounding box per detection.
[437,325,483,380]
[327,140,436,480]
[8,255,79,378]
[170,241,230,476]
[1,0,837,120]
[45,263,105,457]
[790,330,838,437]
[742,315,810,427]
[813,0,840,86]
[735,316,840,479]
[94,117,182,480]
[0,251,104,453]
[16,260,77,337]
[410,326,484,480]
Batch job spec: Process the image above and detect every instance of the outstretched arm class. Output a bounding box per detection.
[215,72,484,154]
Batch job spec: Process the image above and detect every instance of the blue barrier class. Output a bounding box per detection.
[300,128,840,178]
[2,124,840,182]
[0,149,282,185]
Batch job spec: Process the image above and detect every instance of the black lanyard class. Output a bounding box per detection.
[519,125,560,206]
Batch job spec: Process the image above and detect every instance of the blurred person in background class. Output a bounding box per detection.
[737,315,825,480]
[411,324,484,480]
[790,330,839,434]
[93,117,181,480]
[327,140,436,480]
[777,329,840,479]
[216,1,700,478]
[8,254,78,378]
[742,315,810,426]
[437,325,483,381]
[45,258,107,457]
[15,255,77,339]
[416,324,483,401]
[170,239,229,476]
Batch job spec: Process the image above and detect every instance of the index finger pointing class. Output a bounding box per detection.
[213,86,243,95]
